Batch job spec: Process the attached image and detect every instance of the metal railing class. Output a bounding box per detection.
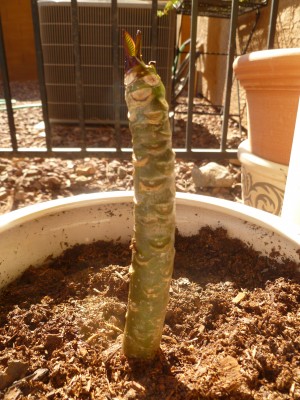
[0,0,277,160]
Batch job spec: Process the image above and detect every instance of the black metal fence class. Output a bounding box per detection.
[0,0,278,160]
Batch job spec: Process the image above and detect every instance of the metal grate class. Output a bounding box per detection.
[176,0,268,18]
[38,0,176,124]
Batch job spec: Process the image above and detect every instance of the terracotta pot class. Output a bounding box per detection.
[238,139,288,215]
[0,192,300,291]
[233,48,300,166]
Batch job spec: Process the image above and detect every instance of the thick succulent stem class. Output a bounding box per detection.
[123,31,176,360]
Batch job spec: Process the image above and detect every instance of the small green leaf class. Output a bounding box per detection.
[124,31,136,57]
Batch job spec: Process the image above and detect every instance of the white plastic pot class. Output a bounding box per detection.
[238,139,288,215]
[0,191,299,290]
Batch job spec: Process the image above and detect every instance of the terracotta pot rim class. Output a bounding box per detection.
[233,49,300,87]
[233,48,300,68]
[242,86,300,91]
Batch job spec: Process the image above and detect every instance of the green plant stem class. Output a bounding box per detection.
[123,50,176,360]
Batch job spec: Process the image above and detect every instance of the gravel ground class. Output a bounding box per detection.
[0,81,243,215]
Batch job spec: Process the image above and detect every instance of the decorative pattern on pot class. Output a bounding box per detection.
[241,167,285,215]
[238,140,288,215]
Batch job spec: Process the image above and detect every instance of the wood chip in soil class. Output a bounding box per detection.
[0,227,300,399]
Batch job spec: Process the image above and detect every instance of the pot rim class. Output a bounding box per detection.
[233,48,300,89]
[1,191,299,245]
[234,48,300,64]
[238,140,288,173]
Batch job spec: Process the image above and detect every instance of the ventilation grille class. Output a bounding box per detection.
[38,1,176,124]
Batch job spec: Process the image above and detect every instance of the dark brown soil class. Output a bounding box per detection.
[1,227,300,399]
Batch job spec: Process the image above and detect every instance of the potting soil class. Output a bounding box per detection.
[0,227,299,399]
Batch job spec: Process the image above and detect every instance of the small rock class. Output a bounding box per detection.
[232,291,247,304]
[74,175,91,184]
[0,173,9,182]
[14,168,23,177]
[100,135,111,143]
[45,176,61,189]
[45,334,63,352]
[118,166,127,179]
[192,162,235,188]
[0,187,8,200]
[30,368,49,382]
[176,182,187,192]
[76,164,96,176]
[177,277,190,287]
[33,121,45,131]
[6,361,29,382]
[14,190,26,201]
[63,179,71,188]
[124,388,137,399]
[3,386,23,400]
[106,173,116,182]
[66,160,75,170]
[25,167,40,177]
[0,360,29,390]
[0,372,10,390]
[0,163,8,172]
[217,355,243,389]
[108,160,121,171]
